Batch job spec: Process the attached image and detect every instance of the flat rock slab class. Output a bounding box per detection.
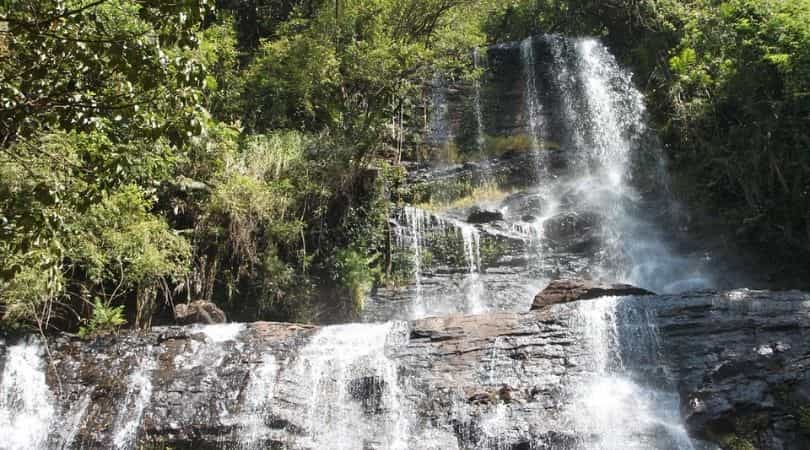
[531,278,656,310]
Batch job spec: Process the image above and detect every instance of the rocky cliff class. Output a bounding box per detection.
[4,289,808,449]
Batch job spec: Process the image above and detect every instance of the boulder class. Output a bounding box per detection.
[543,212,600,240]
[531,279,655,310]
[174,300,227,325]
[543,211,602,252]
[467,207,505,224]
[501,192,545,218]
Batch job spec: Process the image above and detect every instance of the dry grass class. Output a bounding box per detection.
[416,182,513,212]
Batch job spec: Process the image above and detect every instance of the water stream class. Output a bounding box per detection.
[473,47,486,153]
[0,340,54,450]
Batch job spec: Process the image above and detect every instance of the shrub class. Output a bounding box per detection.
[78,300,127,339]
[334,248,380,314]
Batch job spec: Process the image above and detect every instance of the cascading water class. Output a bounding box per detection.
[112,347,156,449]
[0,340,54,450]
[520,37,544,155]
[457,221,486,314]
[473,47,486,153]
[372,34,713,449]
[0,35,725,450]
[402,206,429,317]
[564,297,696,449]
[396,207,488,318]
[237,353,280,448]
[278,322,411,450]
[526,35,712,293]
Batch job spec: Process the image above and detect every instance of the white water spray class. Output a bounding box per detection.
[521,37,544,154]
[112,347,156,449]
[566,297,696,450]
[287,322,411,450]
[0,340,54,450]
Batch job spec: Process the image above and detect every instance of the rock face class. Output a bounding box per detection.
[174,300,227,325]
[530,279,656,310]
[542,212,602,253]
[653,290,810,449]
[466,207,505,224]
[3,290,809,450]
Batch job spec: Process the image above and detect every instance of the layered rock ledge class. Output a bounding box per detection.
[530,279,656,310]
[2,290,809,449]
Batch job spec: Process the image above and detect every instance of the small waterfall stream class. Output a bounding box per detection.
[0,340,54,450]
[273,322,411,450]
[521,37,544,154]
[397,207,487,318]
[565,298,695,449]
[473,47,486,153]
[111,347,156,449]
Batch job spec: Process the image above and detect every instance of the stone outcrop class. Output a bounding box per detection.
[530,279,655,310]
[542,212,602,253]
[4,290,809,449]
[466,207,505,224]
[174,300,227,325]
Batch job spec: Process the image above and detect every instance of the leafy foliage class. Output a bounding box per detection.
[0,0,208,330]
[77,299,126,339]
[334,248,379,314]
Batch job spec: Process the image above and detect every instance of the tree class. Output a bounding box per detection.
[0,0,211,331]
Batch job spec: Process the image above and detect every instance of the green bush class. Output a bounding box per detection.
[334,248,380,314]
[78,300,127,339]
[1,131,191,330]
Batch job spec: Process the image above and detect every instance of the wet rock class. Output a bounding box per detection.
[348,376,387,414]
[651,290,810,449]
[501,192,545,218]
[543,211,602,252]
[6,290,810,450]
[531,279,655,310]
[467,207,505,224]
[174,301,227,325]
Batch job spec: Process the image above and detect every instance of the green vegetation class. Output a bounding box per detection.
[78,299,127,339]
[416,181,512,212]
[719,435,756,450]
[0,0,490,331]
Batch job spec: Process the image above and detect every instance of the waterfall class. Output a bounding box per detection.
[520,37,544,153]
[565,297,696,450]
[54,392,92,449]
[381,35,713,449]
[398,207,487,317]
[112,347,156,449]
[0,340,54,450]
[282,322,410,450]
[0,34,726,450]
[457,220,485,314]
[403,206,429,317]
[532,35,713,292]
[238,353,280,448]
[473,47,486,153]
